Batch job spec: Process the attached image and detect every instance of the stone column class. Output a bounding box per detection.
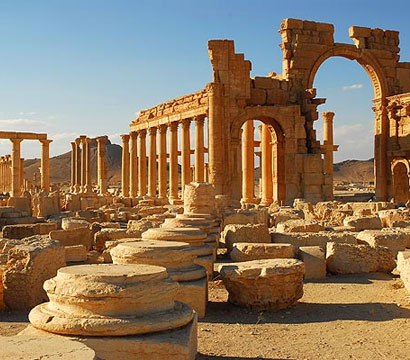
[138,129,147,197]
[242,120,254,203]
[70,142,76,192]
[194,116,205,182]
[129,132,138,197]
[96,137,107,194]
[260,124,273,206]
[323,111,335,175]
[0,157,4,193]
[10,139,22,197]
[158,125,167,199]
[84,138,92,193]
[169,122,179,200]
[148,127,157,197]
[181,119,191,193]
[75,138,82,193]
[20,158,24,193]
[204,163,209,182]
[80,136,87,193]
[121,134,130,197]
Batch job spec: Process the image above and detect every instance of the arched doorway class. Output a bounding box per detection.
[240,117,285,205]
[306,45,388,199]
[392,159,410,204]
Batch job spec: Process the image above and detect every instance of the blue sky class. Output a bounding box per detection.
[0,0,409,161]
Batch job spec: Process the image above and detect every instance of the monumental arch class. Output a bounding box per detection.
[128,18,410,204]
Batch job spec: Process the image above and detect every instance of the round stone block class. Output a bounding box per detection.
[219,259,305,310]
[142,227,207,246]
[29,264,194,336]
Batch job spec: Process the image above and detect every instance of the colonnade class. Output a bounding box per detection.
[0,155,12,194]
[241,120,275,206]
[121,115,207,201]
[70,136,108,194]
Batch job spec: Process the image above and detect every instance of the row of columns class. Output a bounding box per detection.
[4,138,51,197]
[71,136,108,194]
[242,120,274,206]
[122,115,207,200]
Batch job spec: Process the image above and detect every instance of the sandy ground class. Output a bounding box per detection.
[1,272,409,360]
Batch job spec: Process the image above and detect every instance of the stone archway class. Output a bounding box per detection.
[391,158,410,204]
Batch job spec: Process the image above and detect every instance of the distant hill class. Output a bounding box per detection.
[333,158,374,183]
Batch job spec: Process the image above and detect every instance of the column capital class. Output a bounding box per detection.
[158,124,167,134]
[10,138,23,145]
[181,118,191,129]
[40,139,53,145]
[79,135,87,143]
[137,129,147,138]
[148,127,157,136]
[121,134,130,142]
[322,112,335,122]
[129,131,138,140]
[195,115,206,124]
[75,137,82,145]
[169,122,178,132]
[96,136,108,145]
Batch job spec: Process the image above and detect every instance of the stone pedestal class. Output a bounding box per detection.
[28,264,197,360]
[111,240,207,317]
[142,227,214,279]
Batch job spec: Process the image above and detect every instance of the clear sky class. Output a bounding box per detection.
[1,0,409,161]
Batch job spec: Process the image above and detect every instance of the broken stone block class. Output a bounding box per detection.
[276,219,324,233]
[222,223,271,252]
[357,230,407,257]
[230,243,295,262]
[3,235,65,310]
[298,246,326,279]
[326,242,395,274]
[49,227,94,249]
[270,207,304,226]
[61,217,89,230]
[343,215,382,231]
[397,251,410,294]
[65,245,88,263]
[183,182,216,215]
[3,224,40,240]
[271,232,328,250]
[94,228,134,251]
[219,259,305,310]
[223,211,267,227]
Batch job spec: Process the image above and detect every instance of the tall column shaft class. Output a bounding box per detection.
[158,125,167,199]
[242,120,254,202]
[148,127,157,197]
[20,158,24,193]
[194,116,205,182]
[80,136,87,192]
[121,134,130,197]
[138,130,147,197]
[181,119,191,193]
[75,138,81,193]
[323,111,335,176]
[96,137,107,194]
[85,138,92,193]
[129,132,138,197]
[70,142,76,192]
[169,122,179,200]
[10,139,22,197]
[261,124,273,206]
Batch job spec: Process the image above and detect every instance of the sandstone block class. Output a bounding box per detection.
[222,223,271,252]
[219,259,305,310]
[50,227,93,249]
[357,230,407,257]
[183,182,215,215]
[65,245,88,263]
[298,246,326,279]
[326,242,396,274]
[61,217,89,230]
[3,224,40,240]
[397,251,410,294]
[276,219,324,233]
[343,215,382,231]
[3,236,65,310]
[230,242,295,262]
[271,232,328,250]
[94,228,133,251]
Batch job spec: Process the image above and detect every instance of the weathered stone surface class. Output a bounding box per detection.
[94,228,134,251]
[50,227,93,249]
[357,230,407,257]
[298,246,326,279]
[276,219,324,233]
[343,215,382,231]
[183,182,215,215]
[65,245,88,263]
[3,224,40,240]
[61,217,89,230]
[230,243,295,262]
[223,210,268,227]
[219,259,305,310]
[127,218,160,237]
[0,335,97,359]
[3,236,65,310]
[29,264,194,336]
[271,232,328,250]
[270,207,304,226]
[0,265,5,310]
[222,223,271,252]
[397,250,410,293]
[326,242,396,274]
